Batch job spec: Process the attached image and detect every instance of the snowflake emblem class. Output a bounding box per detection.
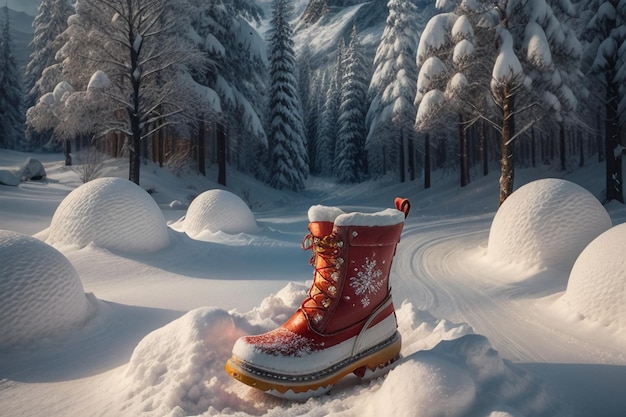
[349,256,384,308]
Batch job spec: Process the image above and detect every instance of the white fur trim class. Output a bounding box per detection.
[308,205,345,222]
[334,208,404,227]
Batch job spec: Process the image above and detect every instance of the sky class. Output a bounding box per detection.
[1,149,625,417]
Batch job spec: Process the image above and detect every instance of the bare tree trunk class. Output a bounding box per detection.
[597,112,604,163]
[217,123,227,186]
[408,133,415,181]
[531,128,536,168]
[480,121,488,176]
[578,130,584,167]
[499,91,515,206]
[424,133,431,189]
[64,139,72,166]
[559,122,566,171]
[605,76,624,203]
[460,114,469,187]
[399,129,405,183]
[198,120,206,176]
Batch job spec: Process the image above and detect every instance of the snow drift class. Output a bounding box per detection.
[487,178,611,270]
[564,222,626,328]
[0,230,95,348]
[47,177,169,252]
[116,283,571,417]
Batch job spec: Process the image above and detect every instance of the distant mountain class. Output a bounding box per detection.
[293,0,435,76]
[6,8,34,72]
[7,0,39,17]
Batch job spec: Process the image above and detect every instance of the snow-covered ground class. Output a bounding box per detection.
[1,149,625,417]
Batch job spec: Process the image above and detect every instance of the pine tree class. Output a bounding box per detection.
[366,0,421,179]
[298,47,322,174]
[187,0,267,174]
[582,0,626,203]
[336,25,368,183]
[24,0,74,110]
[0,5,25,150]
[314,39,345,175]
[416,0,583,205]
[267,0,308,191]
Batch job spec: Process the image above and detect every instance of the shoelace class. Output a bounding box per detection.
[301,233,344,324]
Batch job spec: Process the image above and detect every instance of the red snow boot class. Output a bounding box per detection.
[225,198,410,399]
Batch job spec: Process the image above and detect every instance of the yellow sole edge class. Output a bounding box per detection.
[224,334,401,399]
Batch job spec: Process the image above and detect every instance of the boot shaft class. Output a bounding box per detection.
[302,204,408,334]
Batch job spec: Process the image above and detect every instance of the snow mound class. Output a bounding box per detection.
[487,179,611,270]
[0,230,94,348]
[47,177,169,252]
[371,352,476,417]
[122,307,253,416]
[563,223,626,328]
[370,334,569,417]
[183,189,257,238]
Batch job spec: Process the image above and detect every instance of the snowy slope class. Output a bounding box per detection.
[1,150,626,417]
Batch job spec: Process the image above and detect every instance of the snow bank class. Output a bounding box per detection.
[0,230,95,348]
[487,179,611,270]
[182,189,258,238]
[123,307,250,416]
[119,283,307,416]
[563,223,626,328]
[119,283,569,416]
[369,351,476,417]
[47,177,169,253]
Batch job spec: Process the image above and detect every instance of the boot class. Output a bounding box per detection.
[224,198,410,399]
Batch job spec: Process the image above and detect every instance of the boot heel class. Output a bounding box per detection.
[353,353,401,379]
[352,332,402,380]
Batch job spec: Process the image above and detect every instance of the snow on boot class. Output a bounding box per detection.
[225,198,410,400]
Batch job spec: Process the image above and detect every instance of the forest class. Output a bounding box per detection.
[0,0,624,204]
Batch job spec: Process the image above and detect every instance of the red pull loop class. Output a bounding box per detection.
[394,198,410,219]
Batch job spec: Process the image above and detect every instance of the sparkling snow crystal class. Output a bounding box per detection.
[47,177,169,253]
[0,230,95,348]
[488,179,611,270]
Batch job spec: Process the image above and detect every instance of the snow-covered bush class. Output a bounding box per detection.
[563,223,626,328]
[47,177,169,252]
[0,230,95,348]
[487,179,611,270]
[182,189,258,238]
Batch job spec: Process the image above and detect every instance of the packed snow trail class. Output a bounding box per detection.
[394,212,626,366]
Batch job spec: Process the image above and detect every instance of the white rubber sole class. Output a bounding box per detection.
[224,331,401,400]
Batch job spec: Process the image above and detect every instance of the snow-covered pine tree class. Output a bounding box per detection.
[267,0,308,192]
[24,0,74,151]
[24,0,74,110]
[187,0,268,175]
[0,5,25,150]
[582,0,626,203]
[417,0,583,205]
[366,0,421,180]
[298,47,318,173]
[314,39,345,175]
[336,25,368,183]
